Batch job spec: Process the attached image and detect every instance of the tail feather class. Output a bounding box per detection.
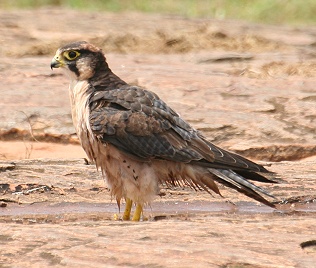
[235,170,277,184]
[208,168,276,208]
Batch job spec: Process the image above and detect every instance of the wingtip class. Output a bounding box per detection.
[208,168,277,208]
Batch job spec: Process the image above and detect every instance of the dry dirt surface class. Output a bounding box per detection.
[0,8,316,268]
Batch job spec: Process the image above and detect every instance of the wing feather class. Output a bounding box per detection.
[89,85,270,173]
[88,84,276,206]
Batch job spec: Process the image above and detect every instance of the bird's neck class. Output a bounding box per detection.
[89,64,128,91]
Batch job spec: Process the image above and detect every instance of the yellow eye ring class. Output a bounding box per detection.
[64,50,80,60]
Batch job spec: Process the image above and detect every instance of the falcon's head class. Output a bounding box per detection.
[50,41,109,81]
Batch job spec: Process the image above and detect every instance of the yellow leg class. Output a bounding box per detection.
[123,198,133,220]
[132,204,143,221]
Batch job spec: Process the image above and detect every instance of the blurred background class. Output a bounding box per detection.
[1,0,316,25]
[0,0,315,161]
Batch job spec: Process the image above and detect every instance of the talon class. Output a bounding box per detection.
[113,213,119,221]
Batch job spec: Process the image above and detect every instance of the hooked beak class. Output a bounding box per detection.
[50,57,64,70]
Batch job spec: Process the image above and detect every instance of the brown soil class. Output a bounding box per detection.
[0,8,316,267]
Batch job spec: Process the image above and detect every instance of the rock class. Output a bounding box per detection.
[0,158,315,267]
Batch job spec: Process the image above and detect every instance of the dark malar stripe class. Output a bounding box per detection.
[68,63,80,77]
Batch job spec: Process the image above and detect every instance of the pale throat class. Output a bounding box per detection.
[68,80,91,140]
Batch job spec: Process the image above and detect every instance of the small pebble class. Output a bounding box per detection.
[0,202,8,208]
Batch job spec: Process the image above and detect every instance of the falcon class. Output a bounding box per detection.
[51,41,277,221]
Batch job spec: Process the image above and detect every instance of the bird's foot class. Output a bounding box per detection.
[121,198,143,221]
[132,203,143,221]
[123,198,133,220]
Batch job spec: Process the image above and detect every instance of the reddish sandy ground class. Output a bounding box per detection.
[0,8,316,268]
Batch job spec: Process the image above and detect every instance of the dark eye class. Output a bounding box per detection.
[64,50,80,60]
